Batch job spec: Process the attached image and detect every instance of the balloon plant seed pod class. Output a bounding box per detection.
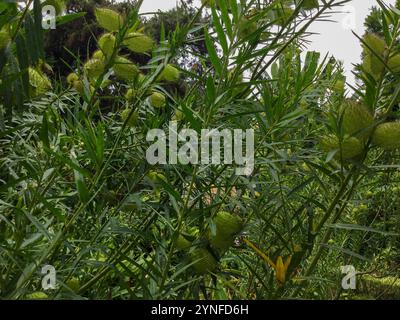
[321,135,364,161]
[92,50,106,61]
[209,211,243,251]
[158,64,180,83]
[29,68,52,97]
[150,92,166,108]
[340,100,374,141]
[387,54,400,73]
[95,7,124,32]
[67,73,79,85]
[125,88,136,102]
[84,59,105,81]
[372,122,400,150]
[189,248,218,275]
[175,234,192,251]
[98,33,116,58]
[113,56,139,82]
[124,32,154,54]
[66,277,80,293]
[25,292,49,300]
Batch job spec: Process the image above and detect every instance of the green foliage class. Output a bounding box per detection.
[0,0,400,301]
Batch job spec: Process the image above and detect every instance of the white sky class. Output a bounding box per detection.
[135,0,396,86]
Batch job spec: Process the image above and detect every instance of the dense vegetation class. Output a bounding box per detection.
[0,0,399,300]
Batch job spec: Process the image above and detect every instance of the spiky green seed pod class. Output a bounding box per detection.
[214,211,243,237]
[125,88,136,102]
[113,56,139,82]
[95,8,123,32]
[29,68,52,97]
[237,17,258,40]
[121,109,138,127]
[66,277,80,293]
[150,92,166,108]
[67,73,79,85]
[0,29,10,51]
[363,33,387,56]
[26,292,49,300]
[209,211,243,251]
[190,248,218,274]
[340,100,374,141]
[300,0,319,10]
[362,33,387,78]
[84,59,105,80]
[98,33,116,57]
[123,32,154,54]
[42,0,65,15]
[387,54,400,73]
[321,135,364,160]
[172,109,185,121]
[334,79,345,93]
[363,53,384,78]
[372,122,400,150]
[92,50,106,61]
[175,234,192,251]
[158,64,180,83]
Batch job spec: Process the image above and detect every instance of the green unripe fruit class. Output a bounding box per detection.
[158,64,180,83]
[121,109,138,127]
[0,29,10,51]
[237,17,258,40]
[29,68,52,97]
[67,73,79,85]
[321,135,364,160]
[147,171,167,184]
[172,109,185,121]
[98,33,116,57]
[84,59,105,80]
[125,88,136,102]
[113,56,139,82]
[124,32,154,54]
[190,248,218,274]
[209,211,243,251]
[387,54,400,73]
[213,211,243,237]
[66,277,80,293]
[362,33,387,78]
[340,100,374,141]
[334,79,345,92]
[26,292,49,300]
[95,8,123,32]
[363,33,387,56]
[372,122,400,150]
[175,234,192,251]
[150,92,166,108]
[300,0,319,10]
[92,50,106,61]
